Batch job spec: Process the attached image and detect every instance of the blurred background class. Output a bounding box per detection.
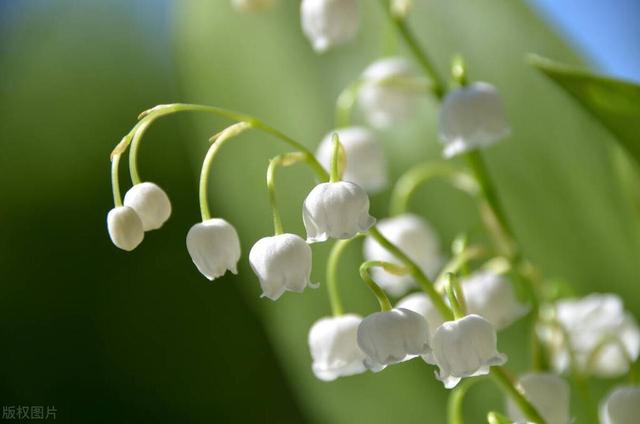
[1,0,639,422]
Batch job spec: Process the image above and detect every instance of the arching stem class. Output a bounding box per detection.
[266,152,307,236]
[111,153,123,207]
[326,236,363,316]
[359,261,397,312]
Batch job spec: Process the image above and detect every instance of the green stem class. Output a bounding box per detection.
[490,367,546,424]
[379,0,445,98]
[447,377,483,424]
[359,261,396,312]
[111,153,123,207]
[199,122,251,221]
[266,152,306,235]
[326,236,363,317]
[112,103,329,185]
[330,133,343,183]
[445,273,466,319]
[389,162,478,216]
[335,80,363,128]
[368,226,454,320]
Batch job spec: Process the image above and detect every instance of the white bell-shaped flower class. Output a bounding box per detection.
[439,82,510,158]
[186,218,241,281]
[358,57,420,128]
[249,233,315,300]
[431,314,507,388]
[540,293,640,377]
[506,372,571,424]
[396,293,445,341]
[107,206,144,251]
[315,127,388,193]
[357,308,430,372]
[232,0,276,12]
[300,0,359,53]
[461,271,528,330]
[363,214,442,297]
[303,181,375,243]
[123,182,172,231]
[308,314,367,381]
[599,385,640,424]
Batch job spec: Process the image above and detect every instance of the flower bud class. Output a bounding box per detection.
[316,127,388,193]
[540,293,640,378]
[396,293,445,340]
[300,0,359,53]
[308,314,367,381]
[303,181,375,243]
[439,82,510,158]
[107,206,144,251]
[186,218,241,281]
[363,214,442,296]
[123,182,172,231]
[249,233,315,300]
[358,57,420,128]
[507,372,571,424]
[461,271,528,330]
[599,385,640,424]
[232,0,276,12]
[357,308,430,371]
[431,314,507,388]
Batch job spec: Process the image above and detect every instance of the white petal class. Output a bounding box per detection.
[123,182,172,231]
[507,373,571,424]
[107,206,144,251]
[300,0,359,53]
[600,385,640,424]
[186,218,241,281]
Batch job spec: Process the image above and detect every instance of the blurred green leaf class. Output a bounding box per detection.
[529,54,640,166]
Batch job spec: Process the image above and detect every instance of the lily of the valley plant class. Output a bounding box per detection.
[105,1,640,422]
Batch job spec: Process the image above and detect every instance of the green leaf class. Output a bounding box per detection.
[528,54,640,166]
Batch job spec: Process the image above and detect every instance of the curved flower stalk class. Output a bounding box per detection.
[540,293,640,378]
[315,127,388,193]
[599,385,640,424]
[308,314,367,381]
[363,214,443,297]
[300,0,359,53]
[506,372,571,424]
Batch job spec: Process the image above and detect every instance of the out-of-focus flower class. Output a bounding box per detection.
[107,206,144,251]
[357,308,430,371]
[249,233,315,300]
[439,82,510,158]
[308,314,367,381]
[358,57,421,128]
[123,182,172,231]
[461,271,528,330]
[316,127,388,193]
[431,314,507,389]
[300,0,359,53]
[363,214,442,297]
[539,293,640,378]
[506,372,571,424]
[599,385,640,424]
[186,218,241,281]
[303,181,375,243]
[232,0,276,12]
[396,292,445,340]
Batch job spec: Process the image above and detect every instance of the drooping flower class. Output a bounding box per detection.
[107,206,144,251]
[506,372,571,424]
[308,314,367,381]
[439,82,510,158]
[186,218,241,281]
[396,292,445,340]
[315,127,388,193]
[539,293,640,378]
[461,271,528,331]
[430,314,507,389]
[300,0,359,53]
[357,308,430,372]
[123,182,172,231]
[232,0,276,12]
[599,385,640,424]
[358,57,421,128]
[363,214,442,296]
[249,233,315,300]
[303,181,375,243]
